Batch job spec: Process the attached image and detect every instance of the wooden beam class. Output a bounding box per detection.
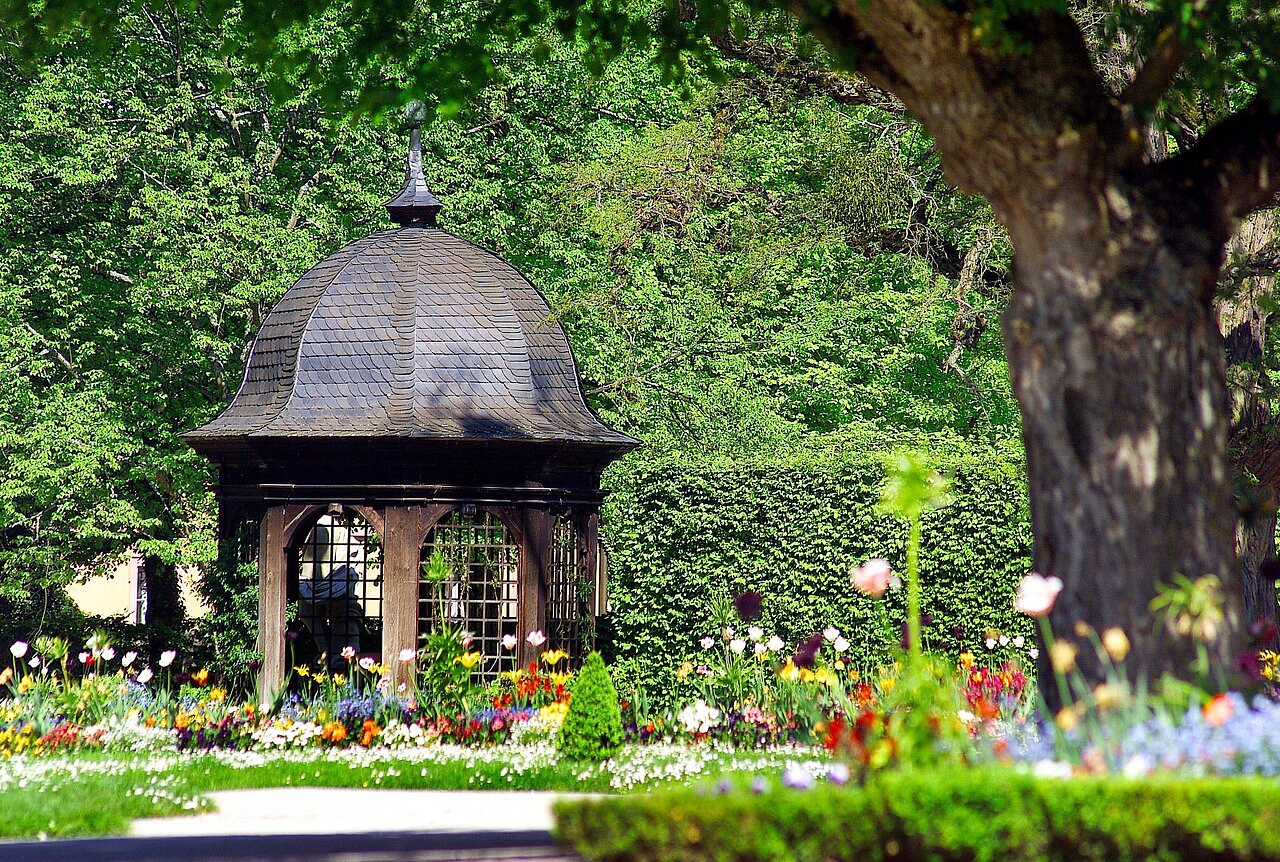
[257,506,288,704]
[518,508,553,665]
[382,505,419,688]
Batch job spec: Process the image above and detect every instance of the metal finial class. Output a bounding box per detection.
[384,102,442,227]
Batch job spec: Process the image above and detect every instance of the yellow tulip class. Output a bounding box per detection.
[542,649,570,667]
[1101,627,1130,663]
[1050,641,1078,674]
[454,651,482,669]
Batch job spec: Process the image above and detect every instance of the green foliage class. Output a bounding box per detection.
[557,651,624,762]
[190,562,259,682]
[1,1,1013,645]
[10,0,1278,126]
[555,768,1280,862]
[877,449,952,661]
[599,442,1034,703]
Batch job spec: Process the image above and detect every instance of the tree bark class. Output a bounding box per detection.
[1003,199,1241,683]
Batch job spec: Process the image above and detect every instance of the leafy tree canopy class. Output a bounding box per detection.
[0,3,1013,604]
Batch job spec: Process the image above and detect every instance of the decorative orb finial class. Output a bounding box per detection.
[403,99,428,130]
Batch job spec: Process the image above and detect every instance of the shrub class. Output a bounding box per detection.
[557,651,623,761]
[555,768,1280,862]
[599,444,1033,702]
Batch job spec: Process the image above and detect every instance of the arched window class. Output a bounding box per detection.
[419,510,519,678]
[548,515,592,663]
[290,510,383,670]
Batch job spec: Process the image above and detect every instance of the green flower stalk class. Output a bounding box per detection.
[876,450,951,664]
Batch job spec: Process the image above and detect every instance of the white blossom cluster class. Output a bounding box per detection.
[250,720,324,749]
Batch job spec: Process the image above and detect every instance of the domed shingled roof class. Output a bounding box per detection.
[186,131,636,449]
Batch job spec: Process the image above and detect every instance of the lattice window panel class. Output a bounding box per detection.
[233,516,260,567]
[292,511,383,667]
[419,510,519,679]
[548,516,593,663]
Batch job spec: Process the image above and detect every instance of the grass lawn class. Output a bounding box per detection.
[0,743,828,840]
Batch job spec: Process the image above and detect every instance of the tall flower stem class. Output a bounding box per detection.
[906,516,923,663]
[1038,616,1072,712]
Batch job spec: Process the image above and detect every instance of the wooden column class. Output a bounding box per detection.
[257,506,288,704]
[382,506,421,688]
[518,508,553,665]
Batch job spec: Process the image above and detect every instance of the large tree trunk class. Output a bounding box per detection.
[1002,204,1243,684]
[799,0,1277,687]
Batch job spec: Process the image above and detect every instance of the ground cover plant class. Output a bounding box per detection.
[0,744,835,838]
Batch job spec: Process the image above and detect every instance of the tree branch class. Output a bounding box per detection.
[1120,0,1219,110]
[1119,25,1184,109]
[787,0,918,105]
[1160,98,1280,242]
[709,31,902,114]
[286,145,339,231]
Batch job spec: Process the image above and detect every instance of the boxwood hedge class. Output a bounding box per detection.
[555,768,1280,862]
[597,445,1033,700]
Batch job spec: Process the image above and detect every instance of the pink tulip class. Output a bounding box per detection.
[852,558,893,598]
[526,630,546,648]
[1014,572,1064,617]
[501,634,518,650]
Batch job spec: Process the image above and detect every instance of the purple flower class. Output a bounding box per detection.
[750,775,770,795]
[793,633,823,669]
[781,765,814,789]
[826,763,851,785]
[733,591,764,621]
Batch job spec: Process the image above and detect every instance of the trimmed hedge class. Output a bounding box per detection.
[555,768,1280,862]
[598,445,1033,700]
[557,651,625,761]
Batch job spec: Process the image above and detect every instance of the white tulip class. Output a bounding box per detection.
[1014,572,1064,618]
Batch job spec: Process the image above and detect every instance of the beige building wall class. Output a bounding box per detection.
[66,555,209,621]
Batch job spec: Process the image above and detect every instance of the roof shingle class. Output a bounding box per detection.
[186,227,637,448]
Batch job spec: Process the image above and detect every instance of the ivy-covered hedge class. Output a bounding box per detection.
[555,769,1280,862]
[597,445,1033,699]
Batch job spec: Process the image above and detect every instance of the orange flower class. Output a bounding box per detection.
[360,719,381,746]
[322,721,348,743]
[1203,694,1234,728]
[191,668,210,687]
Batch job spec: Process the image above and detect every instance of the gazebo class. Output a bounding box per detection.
[185,127,637,700]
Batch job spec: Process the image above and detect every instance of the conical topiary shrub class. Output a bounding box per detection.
[556,651,624,761]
